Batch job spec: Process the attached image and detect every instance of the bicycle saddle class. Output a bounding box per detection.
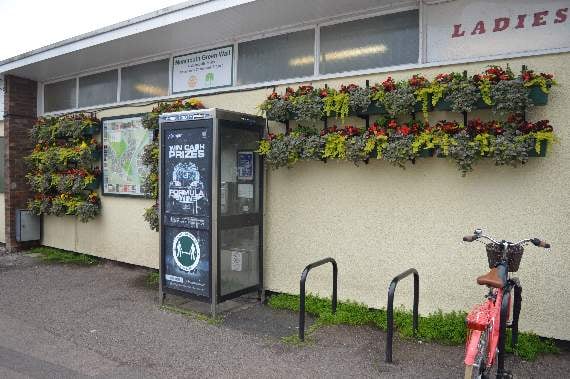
[476,267,505,288]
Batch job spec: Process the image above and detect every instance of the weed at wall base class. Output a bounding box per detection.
[267,293,559,361]
[30,246,100,266]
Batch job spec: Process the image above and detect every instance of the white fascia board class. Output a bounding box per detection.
[0,0,256,74]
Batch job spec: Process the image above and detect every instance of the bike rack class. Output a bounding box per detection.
[386,268,419,363]
[299,257,338,341]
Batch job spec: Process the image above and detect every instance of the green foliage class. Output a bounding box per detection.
[140,98,204,231]
[345,134,376,164]
[531,131,556,153]
[268,293,558,360]
[382,135,416,168]
[446,79,481,113]
[449,130,480,176]
[415,87,431,120]
[522,70,557,94]
[492,132,532,167]
[411,131,436,153]
[323,133,347,160]
[290,91,323,125]
[147,270,160,287]
[143,203,159,232]
[382,85,417,116]
[160,305,223,325]
[323,89,350,121]
[26,114,102,222]
[490,80,533,115]
[505,332,559,361]
[30,246,100,265]
[479,79,493,105]
[344,85,372,114]
[523,77,553,93]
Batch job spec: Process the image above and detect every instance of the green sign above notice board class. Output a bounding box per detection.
[172,45,234,93]
[102,115,153,196]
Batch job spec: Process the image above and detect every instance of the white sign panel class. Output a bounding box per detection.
[172,46,233,93]
[425,0,570,62]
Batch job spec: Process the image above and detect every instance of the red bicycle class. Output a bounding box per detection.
[462,229,550,379]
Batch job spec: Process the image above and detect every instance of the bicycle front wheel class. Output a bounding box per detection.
[464,328,489,379]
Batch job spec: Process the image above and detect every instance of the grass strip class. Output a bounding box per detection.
[30,246,100,266]
[268,293,558,360]
[146,271,160,287]
[159,305,223,326]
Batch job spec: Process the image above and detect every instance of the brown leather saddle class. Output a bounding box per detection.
[477,267,505,288]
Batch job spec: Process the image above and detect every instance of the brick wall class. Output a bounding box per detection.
[4,75,39,251]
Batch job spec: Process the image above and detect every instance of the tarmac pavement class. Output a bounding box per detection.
[0,251,568,378]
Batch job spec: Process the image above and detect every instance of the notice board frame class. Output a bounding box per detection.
[100,113,152,198]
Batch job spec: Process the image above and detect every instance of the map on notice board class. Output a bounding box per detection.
[102,116,153,196]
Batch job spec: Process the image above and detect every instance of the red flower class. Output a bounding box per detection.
[343,125,360,136]
[408,75,428,88]
[368,123,386,137]
[387,119,398,129]
[381,77,397,92]
[436,120,461,135]
[398,125,411,136]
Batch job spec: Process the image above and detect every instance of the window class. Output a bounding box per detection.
[237,29,315,85]
[121,59,169,101]
[319,10,419,75]
[78,70,118,108]
[0,137,4,192]
[44,79,76,112]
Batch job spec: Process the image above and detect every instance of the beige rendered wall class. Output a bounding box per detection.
[41,53,569,339]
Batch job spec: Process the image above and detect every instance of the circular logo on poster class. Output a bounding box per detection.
[172,231,201,272]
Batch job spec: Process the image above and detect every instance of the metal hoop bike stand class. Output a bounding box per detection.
[386,268,420,363]
[299,257,338,341]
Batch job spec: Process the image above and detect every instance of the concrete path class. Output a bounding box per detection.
[0,252,568,378]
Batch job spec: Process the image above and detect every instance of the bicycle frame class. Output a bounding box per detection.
[464,263,507,369]
[464,234,530,379]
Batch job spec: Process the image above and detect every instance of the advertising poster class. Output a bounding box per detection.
[162,123,212,298]
[172,46,233,93]
[164,227,210,297]
[102,116,152,196]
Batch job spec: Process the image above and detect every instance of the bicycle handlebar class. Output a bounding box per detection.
[531,238,550,249]
[462,229,550,249]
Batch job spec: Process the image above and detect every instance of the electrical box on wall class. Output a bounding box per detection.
[16,209,41,242]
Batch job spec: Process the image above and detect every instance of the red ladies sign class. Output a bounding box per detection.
[425,0,570,62]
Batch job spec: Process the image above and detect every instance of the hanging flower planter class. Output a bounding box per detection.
[86,176,101,190]
[418,148,435,158]
[25,113,103,223]
[527,140,548,157]
[528,86,549,106]
[257,117,556,176]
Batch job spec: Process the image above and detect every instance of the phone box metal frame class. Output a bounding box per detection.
[158,108,264,315]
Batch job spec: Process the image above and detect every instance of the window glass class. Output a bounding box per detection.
[319,10,419,75]
[78,70,118,108]
[237,29,315,85]
[44,79,76,112]
[121,59,169,101]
